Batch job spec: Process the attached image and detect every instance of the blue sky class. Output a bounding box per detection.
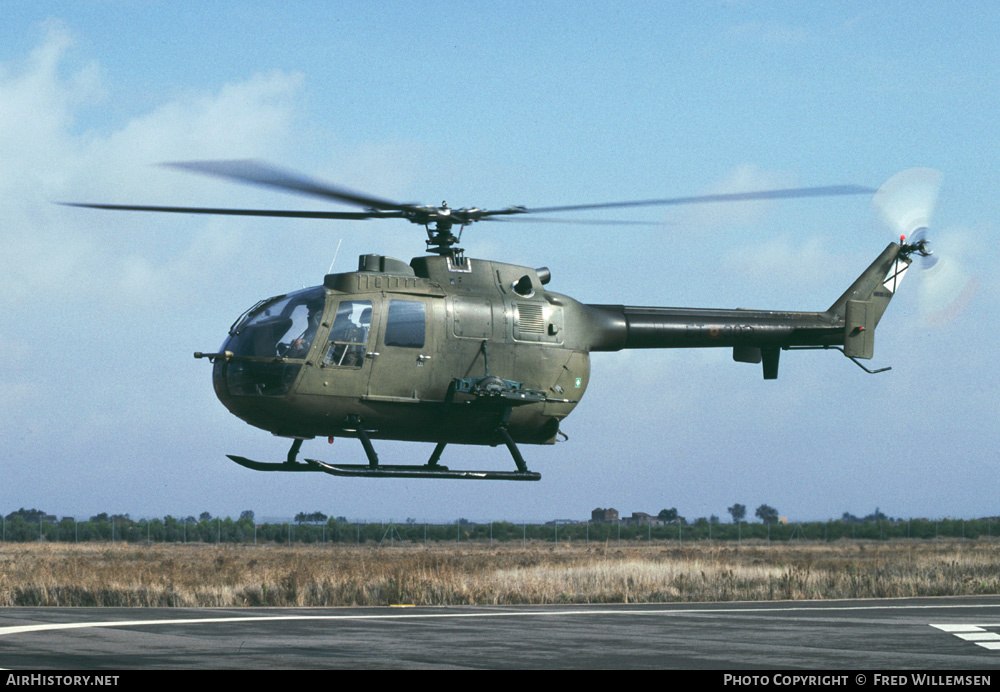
[2,2,997,523]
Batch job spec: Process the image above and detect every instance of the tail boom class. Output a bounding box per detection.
[583,243,908,378]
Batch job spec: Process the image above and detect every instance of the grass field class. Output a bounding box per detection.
[2,540,998,607]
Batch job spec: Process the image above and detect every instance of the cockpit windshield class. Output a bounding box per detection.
[217,286,326,397]
[228,287,326,359]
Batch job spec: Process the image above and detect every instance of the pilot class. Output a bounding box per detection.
[287,305,323,358]
[357,306,372,340]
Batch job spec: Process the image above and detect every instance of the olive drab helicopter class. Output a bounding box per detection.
[66,163,960,481]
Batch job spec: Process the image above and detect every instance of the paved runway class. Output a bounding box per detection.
[1,597,999,669]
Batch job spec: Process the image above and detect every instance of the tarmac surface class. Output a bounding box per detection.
[1,597,999,669]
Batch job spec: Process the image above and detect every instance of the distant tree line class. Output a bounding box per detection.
[654,503,779,526]
[2,507,998,544]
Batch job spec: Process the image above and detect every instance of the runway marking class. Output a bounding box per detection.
[931,624,1000,651]
[1,602,999,641]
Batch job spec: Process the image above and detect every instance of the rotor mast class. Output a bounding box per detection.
[423,202,465,261]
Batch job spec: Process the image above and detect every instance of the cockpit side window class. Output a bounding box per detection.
[324,300,373,367]
[384,299,426,348]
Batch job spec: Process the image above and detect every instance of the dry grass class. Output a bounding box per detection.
[1,540,998,607]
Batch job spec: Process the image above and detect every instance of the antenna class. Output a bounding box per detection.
[327,238,343,275]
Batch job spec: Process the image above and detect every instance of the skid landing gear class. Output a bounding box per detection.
[227,438,318,472]
[306,458,540,481]
[227,416,541,481]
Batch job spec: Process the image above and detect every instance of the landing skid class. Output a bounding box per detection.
[305,459,540,481]
[226,418,541,480]
[226,455,322,472]
[227,438,319,472]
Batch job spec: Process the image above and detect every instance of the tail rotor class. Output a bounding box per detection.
[871,168,977,327]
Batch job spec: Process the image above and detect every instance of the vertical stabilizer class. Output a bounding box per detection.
[828,243,910,359]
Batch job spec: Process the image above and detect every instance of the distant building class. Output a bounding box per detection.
[622,512,665,527]
[591,507,619,523]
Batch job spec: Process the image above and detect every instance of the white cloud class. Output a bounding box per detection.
[1,26,306,309]
[0,25,318,458]
[668,164,798,232]
[88,69,305,190]
[721,235,844,291]
[0,22,100,191]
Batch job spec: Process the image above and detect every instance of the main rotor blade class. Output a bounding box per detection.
[162,160,407,211]
[522,185,876,214]
[61,202,400,220]
[482,216,670,226]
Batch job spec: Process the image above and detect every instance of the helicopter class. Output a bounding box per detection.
[66,162,952,481]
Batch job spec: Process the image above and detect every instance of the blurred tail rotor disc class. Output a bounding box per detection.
[871,167,942,240]
[871,168,976,327]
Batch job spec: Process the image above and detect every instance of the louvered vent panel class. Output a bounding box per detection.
[517,303,545,334]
